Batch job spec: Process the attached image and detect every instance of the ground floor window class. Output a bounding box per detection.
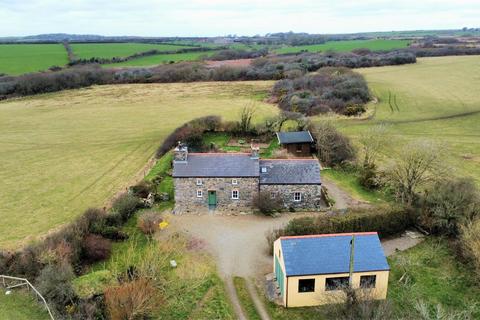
[271,192,276,199]
[298,279,315,293]
[232,189,239,199]
[325,276,349,291]
[196,189,203,198]
[293,192,302,202]
[360,275,376,288]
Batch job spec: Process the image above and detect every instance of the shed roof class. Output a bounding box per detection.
[277,131,314,144]
[259,159,321,185]
[172,153,259,178]
[279,232,389,276]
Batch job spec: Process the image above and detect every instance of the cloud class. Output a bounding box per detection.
[0,0,478,36]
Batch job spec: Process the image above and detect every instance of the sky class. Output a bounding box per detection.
[1,0,479,37]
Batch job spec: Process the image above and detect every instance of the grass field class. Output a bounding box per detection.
[275,39,410,54]
[0,44,68,75]
[0,81,277,248]
[103,50,216,68]
[70,42,194,59]
[0,291,50,320]
[318,56,480,186]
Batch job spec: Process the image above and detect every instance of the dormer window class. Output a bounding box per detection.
[232,179,238,185]
[196,178,203,186]
[261,167,267,173]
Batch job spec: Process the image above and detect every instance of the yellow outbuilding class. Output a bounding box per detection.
[273,232,390,308]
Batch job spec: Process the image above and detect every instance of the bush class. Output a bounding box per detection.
[137,211,163,235]
[36,263,77,317]
[358,162,380,190]
[112,193,140,222]
[252,192,283,215]
[311,121,356,166]
[83,234,112,263]
[130,181,153,198]
[419,177,479,236]
[104,278,157,320]
[267,206,416,252]
[461,219,480,279]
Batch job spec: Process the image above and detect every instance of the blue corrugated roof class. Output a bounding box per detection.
[280,233,389,276]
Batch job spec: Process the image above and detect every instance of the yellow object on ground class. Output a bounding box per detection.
[159,221,169,230]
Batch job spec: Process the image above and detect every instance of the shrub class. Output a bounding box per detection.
[311,121,356,166]
[112,193,140,221]
[36,263,77,317]
[252,192,283,216]
[461,219,480,279]
[419,177,479,236]
[83,234,112,263]
[267,206,416,252]
[137,211,163,235]
[104,278,157,320]
[130,181,153,198]
[358,162,380,190]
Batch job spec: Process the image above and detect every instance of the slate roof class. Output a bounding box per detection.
[173,153,259,177]
[277,131,314,144]
[280,233,389,276]
[259,159,321,185]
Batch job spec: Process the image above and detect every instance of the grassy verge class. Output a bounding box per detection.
[233,277,262,320]
[388,237,480,318]
[0,290,50,320]
[321,168,389,204]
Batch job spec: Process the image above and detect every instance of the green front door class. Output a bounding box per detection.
[208,191,217,207]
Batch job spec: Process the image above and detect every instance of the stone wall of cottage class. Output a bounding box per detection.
[174,177,258,214]
[259,184,323,210]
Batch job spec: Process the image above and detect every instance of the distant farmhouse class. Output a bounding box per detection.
[277,131,314,156]
[172,143,323,213]
[273,232,390,307]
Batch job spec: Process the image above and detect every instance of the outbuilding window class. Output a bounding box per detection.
[298,279,315,293]
[293,192,302,202]
[232,190,239,199]
[196,190,203,198]
[232,179,238,185]
[196,178,203,186]
[360,275,376,289]
[325,276,349,291]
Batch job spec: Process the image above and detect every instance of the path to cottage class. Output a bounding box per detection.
[165,182,423,320]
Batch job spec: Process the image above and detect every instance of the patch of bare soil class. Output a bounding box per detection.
[205,59,253,68]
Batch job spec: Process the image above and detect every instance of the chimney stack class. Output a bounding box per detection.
[174,142,188,163]
[250,143,260,159]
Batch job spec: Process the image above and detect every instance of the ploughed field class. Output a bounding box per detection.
[331,55,480,185]
[0,81,277,248]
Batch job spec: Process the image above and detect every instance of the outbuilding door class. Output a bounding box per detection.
[208,190,217,208]
[275,255,285,298]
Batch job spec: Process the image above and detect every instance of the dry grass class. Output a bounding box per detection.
[0,81,276,248]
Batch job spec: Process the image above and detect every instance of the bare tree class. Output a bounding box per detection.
[313,120,356,166]
[387,140,444,205]
[238,103,256,133]
[358,124,388,167]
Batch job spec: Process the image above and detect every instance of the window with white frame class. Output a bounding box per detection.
[232,189,239,199]
[232,179,238,185]
[261,167,267,173]
[271,192,276,199]
[293,192,302,202]
[196,178,202,186]
[196,189,203,198]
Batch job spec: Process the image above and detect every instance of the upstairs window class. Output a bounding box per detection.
[232,190,239,199]
[325,277,349,291]
[298,279,315,293]
[232,179,238,185]
[360,275,376,289]
[196,178,202,186]
[196,190,203,198]
[271,192,276,199]
[293,192,302,202]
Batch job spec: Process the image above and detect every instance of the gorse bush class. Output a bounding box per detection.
[272,67,370,116]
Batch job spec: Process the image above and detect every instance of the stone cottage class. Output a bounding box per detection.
[172,144,323,214]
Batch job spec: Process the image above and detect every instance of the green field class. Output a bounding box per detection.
[275,39,410,54]
[0,291,50,320]
[0,44,68,75]
[70,42,194,59]
[321,56,480,185]
[0,81,277,248]
[103,50,216,68]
